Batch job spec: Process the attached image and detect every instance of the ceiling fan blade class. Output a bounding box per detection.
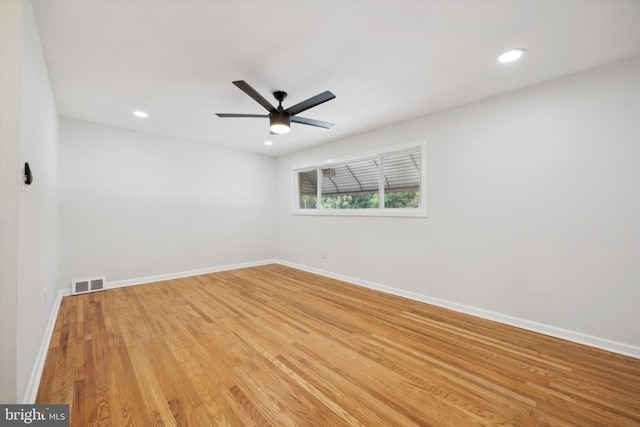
[232,80,276,112]
[286,91,335,116]
[291,116,335,129]
[216,113,268,118]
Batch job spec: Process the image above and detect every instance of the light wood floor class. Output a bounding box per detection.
[37,264,640,426]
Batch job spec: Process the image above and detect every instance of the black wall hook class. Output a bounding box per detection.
[24,162,33,185]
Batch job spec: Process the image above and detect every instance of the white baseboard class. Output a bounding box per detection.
[23,288,71,404]
[275,260,640,360]
[107,259,278,289]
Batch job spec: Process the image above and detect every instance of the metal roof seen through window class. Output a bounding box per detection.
[299,151,420,197]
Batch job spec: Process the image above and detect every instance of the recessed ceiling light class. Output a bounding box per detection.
[498,48,525,64]
[264,140,273,146]
[132,110,149,118]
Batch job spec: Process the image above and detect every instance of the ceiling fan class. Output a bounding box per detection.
[216,80,335,135]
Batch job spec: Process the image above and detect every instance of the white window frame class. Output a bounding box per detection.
[292,141,427,217]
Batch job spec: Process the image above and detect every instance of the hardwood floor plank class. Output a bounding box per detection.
[37,264,640,426]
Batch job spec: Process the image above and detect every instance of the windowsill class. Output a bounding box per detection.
[292,208,427,218]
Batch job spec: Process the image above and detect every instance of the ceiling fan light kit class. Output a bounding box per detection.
[217,81,335,135]
[270,109,291,135]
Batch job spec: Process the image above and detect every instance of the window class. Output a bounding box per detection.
[298,170,318,209]
[294,142,426,217]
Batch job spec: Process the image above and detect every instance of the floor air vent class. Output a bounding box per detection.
[72,277,106,295]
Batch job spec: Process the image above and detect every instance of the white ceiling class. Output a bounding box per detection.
[32,0,640,157]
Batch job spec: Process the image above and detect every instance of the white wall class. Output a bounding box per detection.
[17,0,60,403]
[275,57,640,352]
[0,0,23,404]
[58,118,276,286]
[0,0,60,402]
